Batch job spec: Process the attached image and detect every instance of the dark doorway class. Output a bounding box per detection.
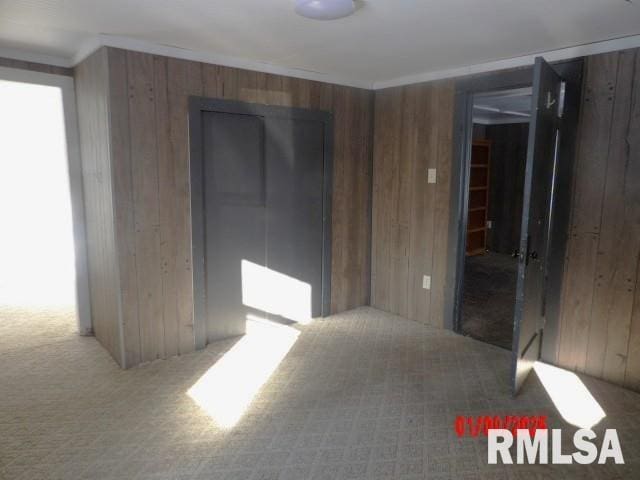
[190,98,333,348]
[460,90,531,350]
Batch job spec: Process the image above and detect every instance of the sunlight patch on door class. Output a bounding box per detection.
[534,361,606,429]
[241,259,312,324]
[187,315,300,429]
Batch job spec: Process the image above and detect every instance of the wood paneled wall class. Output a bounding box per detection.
[76,47,373,367]
[0,57,73,76]
[74,49,123,365]
[371,81,455,328]
[557,48,640,390]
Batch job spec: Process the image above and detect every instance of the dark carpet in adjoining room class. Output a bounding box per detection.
[461,252,517,350]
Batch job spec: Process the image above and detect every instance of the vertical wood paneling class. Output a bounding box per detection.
[624,54,640,390]
[309,80,333,112]
[166,58,202,356]
[153,56,179,359]
[589,50,637,382]
[556,48,640,391]
[330,86,373,312]
[371,81,455,327]
[107,48,140,367]
[280,77,295,107]
[371,88,401,311]
[331,86,349,310]
[254,72,269,104]
[74,49,123,365]
[265,74,287,106]
[357,88,374,309]
[557,233,599,369]
[627,279,640,390]
[601,51,640,385]
[407,85,435,324]
[389,87,413,318]
[570,54,619,235]
[237,69,258,103]
[201,63,221,98]
[581,52,628,377]
[126,51,165,362]
[557,52,619,371]
[430,82,455,328]
[291,77,311,108]
[222,66,239,99]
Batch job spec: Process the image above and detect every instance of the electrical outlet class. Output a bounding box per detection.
[427,168,437,184]
[422,275,431,290]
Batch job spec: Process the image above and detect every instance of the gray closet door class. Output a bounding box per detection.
[265,117,325,319]
[203,111,266,340]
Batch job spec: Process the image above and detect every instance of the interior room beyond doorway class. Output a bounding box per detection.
[460,87,532,350]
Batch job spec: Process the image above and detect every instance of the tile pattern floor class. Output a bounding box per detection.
[1,305,639,479]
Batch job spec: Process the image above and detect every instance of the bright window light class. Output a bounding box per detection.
[0,80,75,307]
[533,361,606,429]
[241,259,312,324]
[187,315,300,429]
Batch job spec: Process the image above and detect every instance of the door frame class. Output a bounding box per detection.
[188,97,334,350]
[447,59,583,362]
[0,66,92,336]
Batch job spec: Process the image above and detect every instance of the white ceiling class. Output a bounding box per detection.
[1,0,639,88]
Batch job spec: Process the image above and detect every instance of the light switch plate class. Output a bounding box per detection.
[427,168,437,184]
[423,275,431,290]
[486,220,493,229]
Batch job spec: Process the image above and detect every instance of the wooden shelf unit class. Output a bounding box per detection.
[466,140,491,256]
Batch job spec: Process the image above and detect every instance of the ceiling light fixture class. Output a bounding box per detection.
[295,0,355,20]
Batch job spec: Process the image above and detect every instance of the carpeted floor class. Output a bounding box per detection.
[0,304,77,354]
[1,305,639,479]
[460,252,517,350]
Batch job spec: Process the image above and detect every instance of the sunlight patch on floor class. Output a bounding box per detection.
[534,361,606,429]
[187,315,301,429]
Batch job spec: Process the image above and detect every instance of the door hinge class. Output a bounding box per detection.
[545,91,556,110]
